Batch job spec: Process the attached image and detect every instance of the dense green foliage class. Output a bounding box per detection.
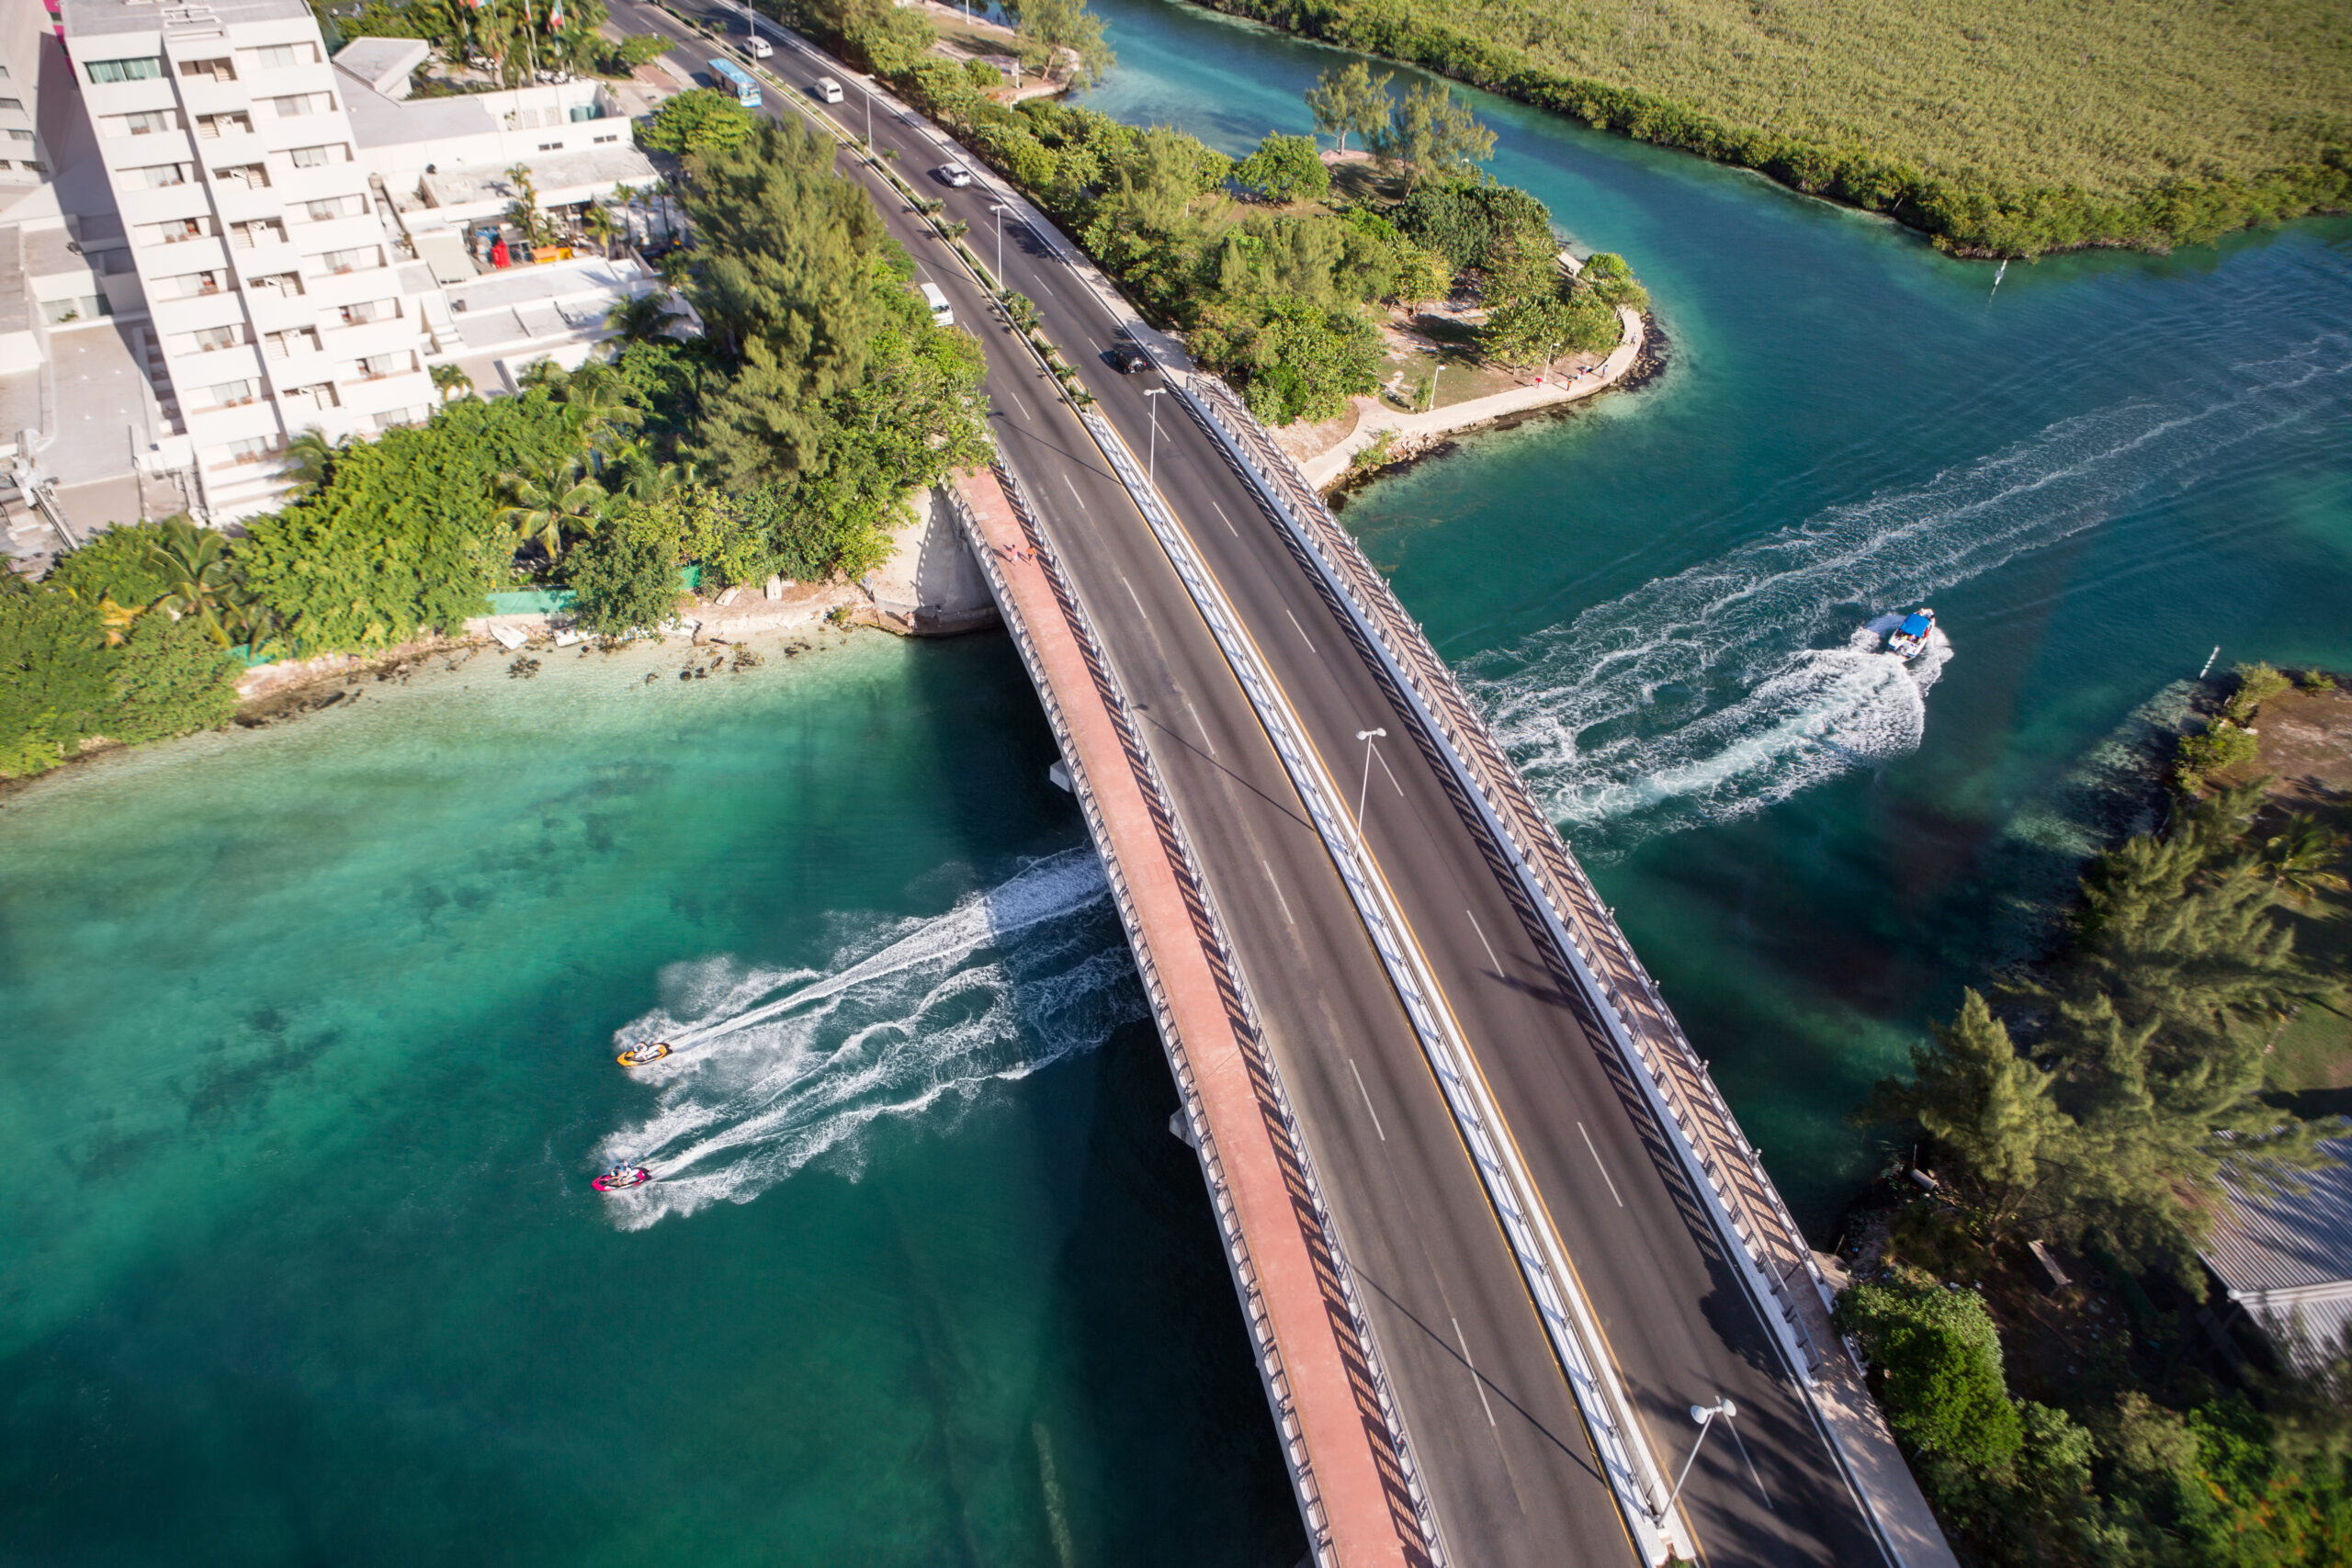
[566,504,686,638]
[1837,1272,2024,1469]
[322,0,661,85]
[635,88,756,156]
[1182,0,2352,256]
[879,46,1639,424]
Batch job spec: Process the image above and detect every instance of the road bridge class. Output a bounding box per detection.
[600,8,1958,1564]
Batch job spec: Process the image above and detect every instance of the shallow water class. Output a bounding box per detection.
[1082,0,2352,1221]
[0,635,1300,1564]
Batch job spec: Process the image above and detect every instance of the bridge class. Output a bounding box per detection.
[609,6,1959,1562]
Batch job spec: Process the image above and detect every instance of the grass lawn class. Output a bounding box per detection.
[1191,0,2352,254]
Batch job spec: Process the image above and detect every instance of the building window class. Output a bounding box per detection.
[0,98,26,113]
[189,324,242,352]
[86,58,165,85]
[264,327,322,357]
[594,133,618,145]
[316,246,374,276]
[179,58,236,83]
[355,352,406,379]
[337,299,393,326]
[251,43,319,69]
[105,109,178,137]
[196,111,254,139]
[214,164,270,189]
[202,379,259,409]
[287,144,345,169]
[283,383,339,410]
[224,434,282,464]
[7,130,31,144]
[133,163,191,188]
[372,408,422,431]
[232,219,287,248]
[44,294,111,324]
[266,94,316,118]
[301,195,365,220]
[166,271,228,299]
[249,272,303,297]
[141,217,211,245]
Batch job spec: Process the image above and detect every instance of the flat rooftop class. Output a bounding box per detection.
[62,0,318,39]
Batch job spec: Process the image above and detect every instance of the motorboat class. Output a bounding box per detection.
[616,1041,671,1068]
[593,1164,651,1192]
[1885,608,1937,660]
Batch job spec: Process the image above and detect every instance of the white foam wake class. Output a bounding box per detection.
[1467,335,2349,851]
[592,850,1140,1226]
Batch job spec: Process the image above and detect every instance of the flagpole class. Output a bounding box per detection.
[521,0,541,83]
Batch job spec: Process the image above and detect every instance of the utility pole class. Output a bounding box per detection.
[1427,360,1441,412]
[989,201,1010,289]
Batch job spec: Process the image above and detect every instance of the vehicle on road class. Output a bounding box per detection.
[1104,344,1151,373]
[708,57,760,107]
[937,161,972,187]
[593,1163,651,1192]
[1884,606,1937,660]
[813,74,843,104]
[920,281,954,328]
[744,34,773,60]
[616,1041,671,1068]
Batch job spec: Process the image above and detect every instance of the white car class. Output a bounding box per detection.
[746,36,773,59]
[939,162,973,188]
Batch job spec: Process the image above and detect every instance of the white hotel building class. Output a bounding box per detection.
[62,0,439,516]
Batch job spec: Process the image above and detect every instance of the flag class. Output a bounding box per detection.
[547,0,565,27]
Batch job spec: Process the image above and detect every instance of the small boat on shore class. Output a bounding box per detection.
[616,1041,671,1068]
[593,1163,651,1192]
[1884,608,1937,660]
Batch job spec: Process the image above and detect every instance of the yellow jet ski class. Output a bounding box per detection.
[616,1041,672,1068]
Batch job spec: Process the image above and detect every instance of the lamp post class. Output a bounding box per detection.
[1354,728,1386,832]
[1143,386,1166,491]
[989,202,1011,290]
[1666,1397,1736,1516]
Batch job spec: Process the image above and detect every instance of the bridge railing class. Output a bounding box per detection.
[1178,374,1842,1378]
[948,464,1444,1568]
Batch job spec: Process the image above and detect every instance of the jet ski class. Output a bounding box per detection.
[593,1163,651,1192]
[616,1041,672,1068]
[1885,607,1936,660]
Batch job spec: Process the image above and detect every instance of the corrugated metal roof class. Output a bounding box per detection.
[2202,1134,2352,1296]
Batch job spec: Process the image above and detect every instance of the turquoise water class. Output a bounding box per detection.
[0,636,1301,1563]
[9,5,2352,1557]
[1081,0,2352,1222]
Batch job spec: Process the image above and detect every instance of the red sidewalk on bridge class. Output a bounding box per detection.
[956,468,1427,1568]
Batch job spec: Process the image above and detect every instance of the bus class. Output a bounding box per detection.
[707,57,760,108]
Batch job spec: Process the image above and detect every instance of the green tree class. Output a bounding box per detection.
[1233,131,1331,204]
[106,610,241,745]
[2262,816,2350,907]
[0,580,112,776]
[1863,990,2075,1240]
[636,87,757,156]
[1373,81,1496,189]
[497,451,609,562]
[566,506,682,637]
[431,363,475,401]
[2225,660,2294,723]
[1304,60,1394,156]
[146,516,239,641]
[815,0,937,77]
[45,520,175,624]
[1008,0,1113,88]
[1579,252,1650,312]
[1835,1270,2024,1470]
[277,426,340,499]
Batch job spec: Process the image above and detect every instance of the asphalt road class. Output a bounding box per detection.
[604,10,1890,1563]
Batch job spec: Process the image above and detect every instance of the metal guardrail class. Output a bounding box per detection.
[1072,404,1680,1563]
[947,463,1443,1568]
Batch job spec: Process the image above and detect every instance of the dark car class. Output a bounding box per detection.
[1104,344,1152,373]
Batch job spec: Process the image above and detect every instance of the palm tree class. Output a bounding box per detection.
[146,516,238,641]
[277,426,338,498]
[497,454,610,562]
[2263,816,2351,907]
[430,363,475,401]
[605,291,674,344]
[554,367,645,444]
[582,201,621,258]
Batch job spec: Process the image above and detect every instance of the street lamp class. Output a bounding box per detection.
[1665,1397,1737,1515]
[1354,728,1386,832]
[1143,386,1166,491]
[989,201,1011,290]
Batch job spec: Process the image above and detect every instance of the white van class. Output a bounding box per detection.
[920,281,953,328]
[813,75,843,104]
[746,35,773,59]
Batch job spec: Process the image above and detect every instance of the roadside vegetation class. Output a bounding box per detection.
[1850,661,2352,1563]
[1183,0,2352,257]
[784,0,1644,426]
[3,120,983,779]
[319,0,670,85]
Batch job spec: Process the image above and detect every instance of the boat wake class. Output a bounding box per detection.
[1466,337,2348,853]
[592,850,1139,1226]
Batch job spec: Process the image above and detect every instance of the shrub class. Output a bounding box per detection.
[2176,718,2260,782]
[1836,1271,2024,1469]
[567,513,684,638]
[2224,660,2293,723]
[636,88,756,156]
[106,612,241,745]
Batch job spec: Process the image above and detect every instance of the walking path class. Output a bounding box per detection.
[953,466,1429,1568]
[1296,306,1646,491]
